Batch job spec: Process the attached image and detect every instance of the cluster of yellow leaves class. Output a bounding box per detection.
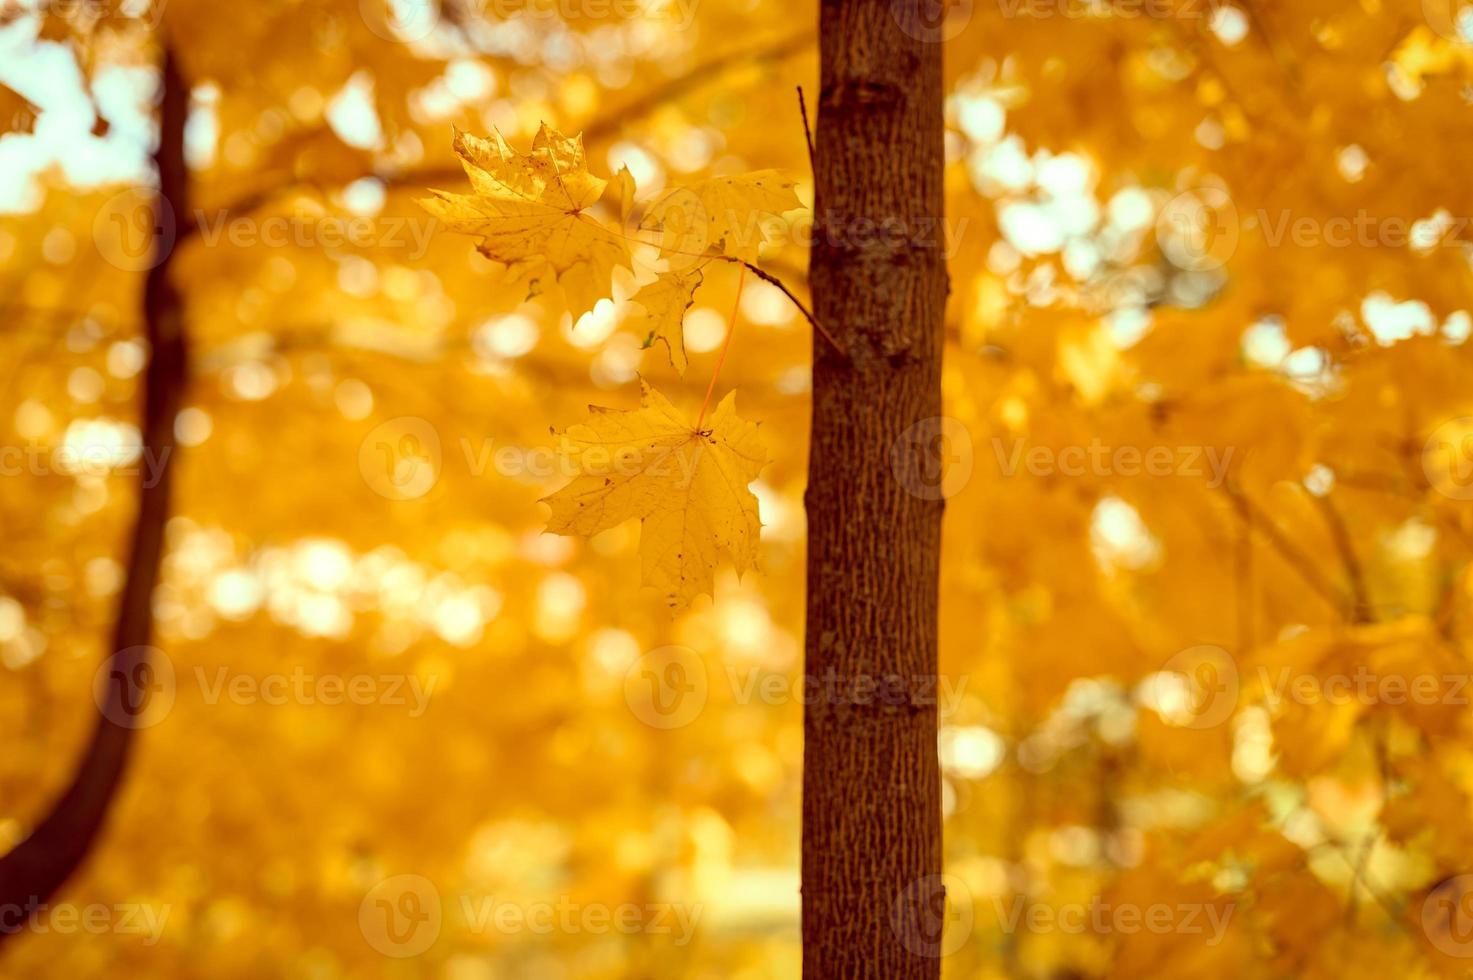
[424,125,799,608]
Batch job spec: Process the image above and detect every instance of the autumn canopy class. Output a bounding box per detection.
[5,0,1473,977]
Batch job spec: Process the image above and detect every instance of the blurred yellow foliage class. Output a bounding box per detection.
[4,0,1473,976]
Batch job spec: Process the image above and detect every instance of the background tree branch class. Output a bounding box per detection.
[0,40,190,929]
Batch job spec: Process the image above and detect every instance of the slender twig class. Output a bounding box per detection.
[1346,725,1393,922]
[1301,833,1402,925]
[570,203,847,359]
[720,256,847,358]
[1238,0,1302,94]
[1235,510,1253,653]
[1222,483,1345,615]
[1312,493,1371,622]
[797,85,815,170]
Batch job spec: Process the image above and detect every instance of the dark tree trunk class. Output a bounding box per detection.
[0,43,188,929]
[802,0,947,976]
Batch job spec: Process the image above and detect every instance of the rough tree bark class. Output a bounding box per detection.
[802,0,947,976]
[0,43,188,932]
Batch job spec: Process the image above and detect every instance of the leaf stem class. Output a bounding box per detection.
[696,263,746,432]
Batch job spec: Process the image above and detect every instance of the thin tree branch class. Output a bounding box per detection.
[797,85,815,170]
[1222,483,1345,616]
[1235,506,1253,653]
[0,41,189,927]
[1311,493,1371,623]
[720,256,847,358]
[186,30,815,237]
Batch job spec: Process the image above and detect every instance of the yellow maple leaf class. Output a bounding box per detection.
[643,170,802,266]
[610,163,636,227]
[632,268,703,375]
[419,124,630,319]
[542,381,765,609]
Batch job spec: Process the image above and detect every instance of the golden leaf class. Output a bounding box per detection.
[632,268,703,375]
[542,381,765,609]
[644,170,801,265]
[419,124,630,319]
[610,163,637,227]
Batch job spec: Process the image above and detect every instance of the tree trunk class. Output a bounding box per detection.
[0,43,188,929]
[802,0,947,976]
